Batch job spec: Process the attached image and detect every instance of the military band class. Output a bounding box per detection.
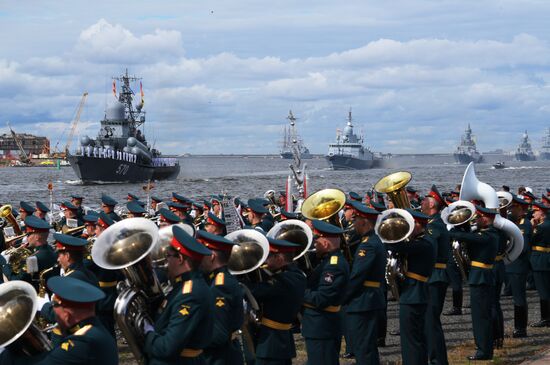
[0,169,549,365]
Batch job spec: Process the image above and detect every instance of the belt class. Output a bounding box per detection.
[180,348,203,358]
[495,255,504,262]
[98,281,117,288]
[260,317,292,330]
[471,261,494,269]
[405,272,428,282]
[303,303,341,313]
[533,246,550,253]
[434,263,447,269]
[363,280,381,288]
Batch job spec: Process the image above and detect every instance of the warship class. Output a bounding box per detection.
[540,128,550,160]
[279,111,311,159]
[325,110,378,170]
[67,70,180,183]
[515,131,536,161]
[454,124,483,164]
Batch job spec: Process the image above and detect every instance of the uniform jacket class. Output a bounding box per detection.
[530,218,550,271]
[427,214,450,284]
[506,217,532,274]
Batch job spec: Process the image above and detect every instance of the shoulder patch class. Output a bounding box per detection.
[61,339,75,351]
[215,272,225,286]
[74,324,92,336]
[361,236,369,243]
[330,256,338,265]
[182,280,193,294]
[179,305,191,316]
[358,249,366,257]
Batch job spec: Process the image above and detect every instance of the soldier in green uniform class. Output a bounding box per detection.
[343,202,385,365]
[388,209,435,365]
[143,225,214,365]
[247,200,274,233]
[0,275,118,365]
[529,202,550,327]
[248,236,306,365]
[80,212,98,240]
[126,200,147,218]
[127,192,140,201]
[151,196,163,216]
[450,205,499,360]
[35,201,50,221]
[71,194,85,221]
[158,208,182,228]
[421,186,450,365]
[100,195,121,222]
[204,212,227,236]
[196,230,245,365]
[58,201,84,234]
[18,201,35,230]
[302,220,350,365]
[406,187,421,210]
[2,216,56,289]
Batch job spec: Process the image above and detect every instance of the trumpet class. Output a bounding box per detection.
[5,232,29,247]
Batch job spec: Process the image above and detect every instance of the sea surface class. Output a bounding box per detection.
[0,155,547,210]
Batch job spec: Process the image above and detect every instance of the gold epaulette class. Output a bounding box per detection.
[74,324,92,336]
[330,256,338,265]
[182,280,193,294]
[215,272,225,286]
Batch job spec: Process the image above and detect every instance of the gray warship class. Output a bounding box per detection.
[515,130,536,161]
[280,111,311,159]
[325,110,378,170]
[67,70,180,183]
[454,124,483,164]
[540,128,550,160]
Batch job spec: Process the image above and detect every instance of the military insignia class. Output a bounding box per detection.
[324,272,334,284]
[428,229,433,235]
[74,325,92,336]
[215,297,225,307]
[61,339,75,351]
[215,272,225,286]
[330,256,338,265]
[358,250,366,257]
[182,280,193,294]
[179,305,191,316]
[361,236,369,243]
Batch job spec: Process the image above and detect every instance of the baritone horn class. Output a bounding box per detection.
[92,217,163,365]
[267,219,313,273]
[0,281,52,356]
[1,204,23,237]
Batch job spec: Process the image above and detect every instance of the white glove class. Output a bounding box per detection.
[36,294,51,311]
[1,252,10,263]
[143,322,154,334]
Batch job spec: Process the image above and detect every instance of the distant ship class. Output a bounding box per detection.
[325,110,378,170]
[540,128,550,160]
[454,124,483,164]
[67,70,180,183]
[280,111,312,159]
[515,130,536,161]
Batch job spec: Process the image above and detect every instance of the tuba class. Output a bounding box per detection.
[267,219,313,273]
[497,191,513,211]
[151,223,195,269]
[0,281,52,356]
[441,200,477,281]
[459,162,524,264]
[1,205,23,238]
[374,171,415,301]
[92,218,163,365]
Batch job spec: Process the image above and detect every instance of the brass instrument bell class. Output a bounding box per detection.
[374,171,412,209]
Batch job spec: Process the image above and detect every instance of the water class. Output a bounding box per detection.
[0,156,547,209]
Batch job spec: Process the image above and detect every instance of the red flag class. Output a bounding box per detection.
[112,80,117,98]
[140,81,144,105]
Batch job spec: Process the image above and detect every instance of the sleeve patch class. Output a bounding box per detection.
[358,249,366,257]
[182,280,193,294]
[215,297,225,307]
[61,339,75,351]
[179,305,191,316]
[215,272,225,286]
[330,256,338,265]
[74,324,92,336]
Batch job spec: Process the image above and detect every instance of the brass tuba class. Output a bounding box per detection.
[1,204,23,237]
[267,219,314,273]
[0,281,52,356]
[91,218,163,365]
[374,171,415,301]
[151,223,195,269]
[497,191,513,211]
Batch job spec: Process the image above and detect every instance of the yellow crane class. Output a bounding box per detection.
[64,92,88,155]
[7,122,32,165]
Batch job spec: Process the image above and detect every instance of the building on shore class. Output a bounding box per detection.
[0,132,50,159]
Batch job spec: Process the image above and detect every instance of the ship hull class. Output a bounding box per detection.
[325,154,374,170]
[454,153,482,164]
[515,153,536,162]
[67,154,179,183]
[540,152,550,160]
[280,151,312,159]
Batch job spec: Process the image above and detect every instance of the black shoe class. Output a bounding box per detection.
[530,319,550,328]
[444,307,462,316]
[341,353,354,359]
[493,338,503,349]
[467,354,492,360]
[389,330,400,336]
[376,338,386,347]
[512,329,527,338]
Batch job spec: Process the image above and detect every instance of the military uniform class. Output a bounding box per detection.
[491,229,507,347]
[530,204,550,327]
[451,222,499,360]
[101,195,121,222]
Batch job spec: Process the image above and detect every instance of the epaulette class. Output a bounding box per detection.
[330,255,338,265]
[361,236,369,243]
[74,324,92,336]
[215,272,225,286]
[182,280,193,294]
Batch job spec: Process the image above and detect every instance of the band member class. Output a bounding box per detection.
[205,212,227,236]
[529,202,550,327]
[277,191,287,208]
[158,208,182,228]
[389,209,435,365]
[450,205,499,360]
[126,200,147,218]
[71,194,85,220]
[81,212,98,240]
[302,220,350,365]
[168,201,192,223]
[0,276,118,365]
[406,187,421,209]
[35,201,50,220]
[2,216,56,287]
[18,201,35,228]
[542,194,550,208]
[127,192,140,201]
[196,230,244,365]
[142,225,214,364]
[211,197,222,218]
[100,195,121,222]
[151,196,163,214]
[343,202,385,365]
[422,185,450,365]
[505,195,531,337]
[349,191,362,202]
[59,201,84,234]
[246,200,273,232]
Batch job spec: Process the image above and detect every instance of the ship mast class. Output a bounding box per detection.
[114,69,145,130]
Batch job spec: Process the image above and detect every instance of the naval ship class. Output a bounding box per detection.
[325,110,378,170]
[540,128,550,160]
[67,70,180,183]
[454,124,483,164]
[280,111,311,159]
[515,130,536,161]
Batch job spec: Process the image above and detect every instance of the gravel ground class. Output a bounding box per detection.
[118,287,550,364]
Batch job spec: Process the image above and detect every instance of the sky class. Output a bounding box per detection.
[1,0,550,155]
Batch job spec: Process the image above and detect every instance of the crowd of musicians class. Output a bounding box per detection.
[0,175,549,365]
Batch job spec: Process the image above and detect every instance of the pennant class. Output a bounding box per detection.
[140,81,144,105]
[112,80,117,98]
